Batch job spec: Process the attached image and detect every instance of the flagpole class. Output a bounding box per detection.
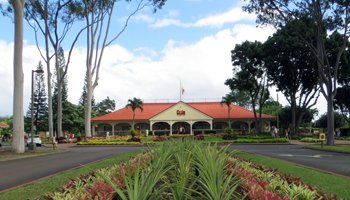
[180,80,182,101]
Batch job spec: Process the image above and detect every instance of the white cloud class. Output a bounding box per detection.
[0,41,43,117]
[0,23,328,118]
[148,5,256,28]
[152,18,190,28]
[0,0,8,5]
[193,7,256,28]
[132,14,155,24]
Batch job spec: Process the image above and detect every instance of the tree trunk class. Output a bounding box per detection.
[56,61,63,138]
[295,110,306,137]
[84,71,93,138]
[132,112,136,129]
[11,0,26,154]
[291,96,297,136]
[326,94,335,145]
[46,50,53,140]
[228,107,231,128]
[252,102,259,133]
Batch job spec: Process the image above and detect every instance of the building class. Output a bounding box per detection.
[91,101,275,136]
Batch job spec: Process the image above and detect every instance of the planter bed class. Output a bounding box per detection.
[43,140,335,200]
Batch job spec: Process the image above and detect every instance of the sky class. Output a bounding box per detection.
[0,0,327,117]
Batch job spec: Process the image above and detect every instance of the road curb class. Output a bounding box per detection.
[303,146,350,155]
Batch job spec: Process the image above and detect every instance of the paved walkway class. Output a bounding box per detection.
[289,139,350,145]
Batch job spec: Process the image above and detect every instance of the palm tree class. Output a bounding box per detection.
[221,94,234,128]
[126,97,144,129]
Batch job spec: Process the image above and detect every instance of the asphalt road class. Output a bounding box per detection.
[0,146,143,192]
[229,144,350,177]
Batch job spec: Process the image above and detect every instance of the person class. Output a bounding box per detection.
[274,127,278,137]
[271,126,276,137]
[285,128,289,139]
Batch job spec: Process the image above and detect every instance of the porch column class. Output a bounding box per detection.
[248,121,251,134]
[209,120,213,130]
[150,121,153,131]
[169,121,173,136]
[190,122,193,135]
[111,123,115,136]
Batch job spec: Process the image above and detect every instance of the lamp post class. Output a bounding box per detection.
[29,69,44,150]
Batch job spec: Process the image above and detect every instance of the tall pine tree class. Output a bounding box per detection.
[25,62,48,134]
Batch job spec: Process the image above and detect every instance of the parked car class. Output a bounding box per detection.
[27,135,42,147]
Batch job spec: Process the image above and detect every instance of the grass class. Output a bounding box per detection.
[235,151,350,199]
[307,144,350,153]
[0,151,141,200]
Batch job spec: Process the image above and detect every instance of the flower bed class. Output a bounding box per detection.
[234,138,289,143]
[77,136,143,145]
[44,140,336,200]
[77,141,141,145]
[226,156,335,199]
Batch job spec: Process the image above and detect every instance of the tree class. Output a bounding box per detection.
[220,94,234,128]
[24,0,86,139]
[126,97,143,128]
[79,73,95,107]
[261,99,282,117]
[334,43,350,123]
[225,41,270,133]
[229,89,251,109]
[95,96,116,116]
[11,0,26,153]
[279,106,318,131]
[61,101,83,134]
[25,62,48,134]
[316,112,347,130]
[263,18,320,136]
[75,0,167,137]
[52,47,68,136]
[335,86,350,123]
[243,0,350,145]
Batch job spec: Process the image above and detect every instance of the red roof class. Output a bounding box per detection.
[91,102,275,121]
[0,122,9,127]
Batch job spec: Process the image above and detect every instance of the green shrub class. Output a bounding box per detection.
[130,128,137,137]
[234,138,288,143]
[222,133,237,140]
[340,127,350,136]
[127,137,141,143]
[224,128,233,134]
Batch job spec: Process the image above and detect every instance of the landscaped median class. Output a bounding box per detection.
[76,134,289,145]
[35,140,341,199]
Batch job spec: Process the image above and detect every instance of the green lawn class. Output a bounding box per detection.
[307,144,350,153]
[235,151,350,199]
[0,151,140,200]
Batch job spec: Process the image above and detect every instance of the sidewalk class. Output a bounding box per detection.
[289,139,350,145]
[42,142,76,150]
